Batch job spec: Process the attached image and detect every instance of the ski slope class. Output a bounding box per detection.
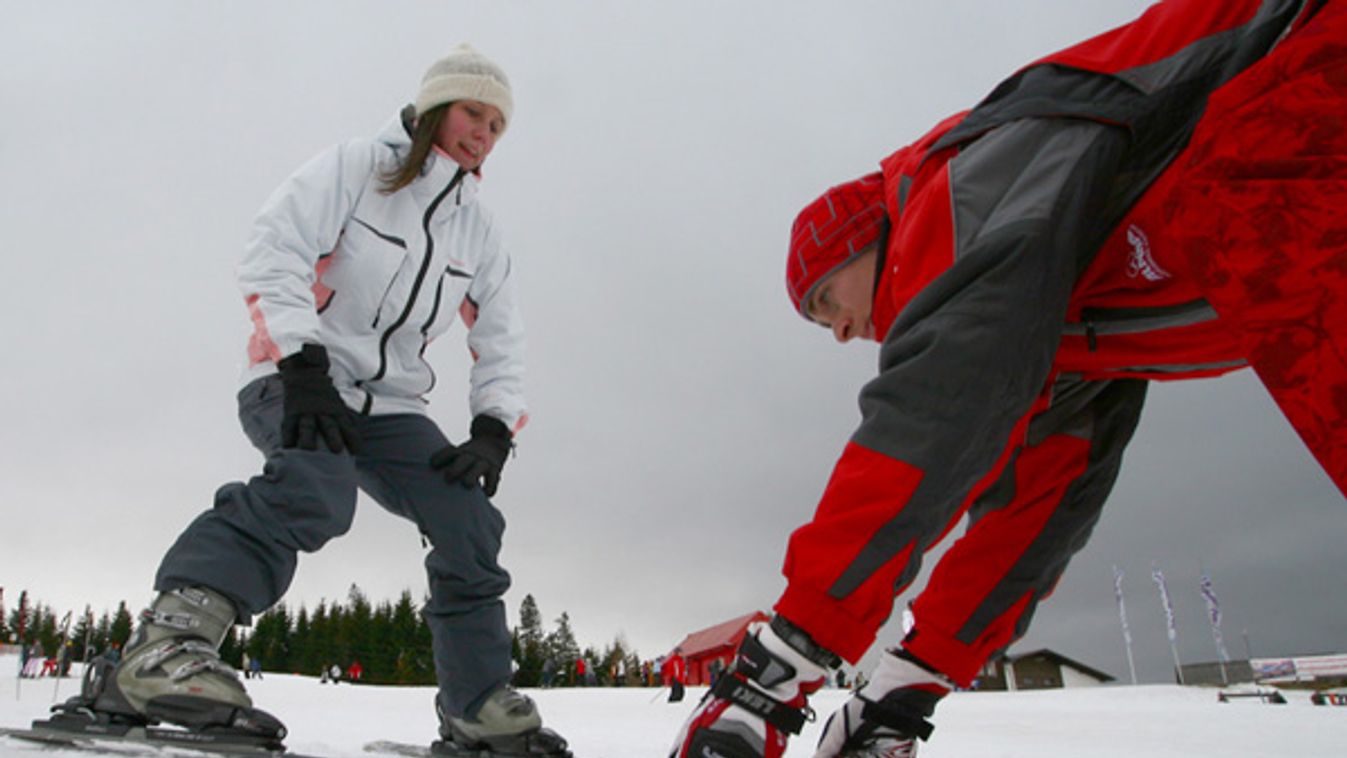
[2,654,1342,756]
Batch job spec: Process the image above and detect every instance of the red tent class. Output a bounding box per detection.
[670,610,770,686]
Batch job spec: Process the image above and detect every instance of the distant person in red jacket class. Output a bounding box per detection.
[662,650,687,703]
[347,659,363,682]
[672,2,1347,757]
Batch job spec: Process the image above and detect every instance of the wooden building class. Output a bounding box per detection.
[973,649,1113,690]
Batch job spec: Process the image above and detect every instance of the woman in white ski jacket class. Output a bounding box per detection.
[73,45,573,757]
[239,86,526,426]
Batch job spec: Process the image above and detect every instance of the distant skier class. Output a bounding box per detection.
[21,643,43,679]
[48,44,570,757]
[663,649,687,703]
[321,663,341,685]
[671,1,1347,757]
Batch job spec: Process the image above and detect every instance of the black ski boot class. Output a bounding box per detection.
[433,686,572,757]
[45,587,286,747]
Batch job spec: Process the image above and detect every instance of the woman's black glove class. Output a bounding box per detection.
[430,414,513,496]
[277,343,361,454]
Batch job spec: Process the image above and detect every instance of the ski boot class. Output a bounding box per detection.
[670,616,835,758]
[45,587,285,746]
[434,685,572,756]
[813,648,951,758]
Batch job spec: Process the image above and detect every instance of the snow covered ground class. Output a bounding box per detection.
[2,654,1344,757]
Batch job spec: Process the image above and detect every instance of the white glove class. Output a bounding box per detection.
[813,650,951,758]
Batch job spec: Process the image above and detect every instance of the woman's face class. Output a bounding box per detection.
[434,100,505,170]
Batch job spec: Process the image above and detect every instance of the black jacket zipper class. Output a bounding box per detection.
[361,167,466,408]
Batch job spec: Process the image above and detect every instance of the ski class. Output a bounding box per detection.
[363,740,530,757]
[364,741,435,757]
[0,724,323,757]
[362,739,578,757]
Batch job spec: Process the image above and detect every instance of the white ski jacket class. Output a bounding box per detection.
[238,112,527,430]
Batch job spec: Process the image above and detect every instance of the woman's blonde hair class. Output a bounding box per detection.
[379,104,449,195]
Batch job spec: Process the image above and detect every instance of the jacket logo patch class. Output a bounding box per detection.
[1125,224,1170,281]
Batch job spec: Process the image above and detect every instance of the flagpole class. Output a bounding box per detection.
[52,610,73,703]
[16,590,28,701]
[80,606,95,674]
[1152,564,1185,685]
[1113,566,1138,685]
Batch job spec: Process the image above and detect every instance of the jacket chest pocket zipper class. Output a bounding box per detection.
[1076,299,1216,352]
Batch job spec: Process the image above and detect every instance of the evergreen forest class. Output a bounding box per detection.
[2,587,657,687]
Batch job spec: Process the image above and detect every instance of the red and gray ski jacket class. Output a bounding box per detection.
[776,0,1324,684]
[238,112,527,429]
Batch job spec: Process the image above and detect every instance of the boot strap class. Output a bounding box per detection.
[171,656,238,682]
[859,698,935,742]
[144,609,200,632]
[711,675,811,735]
[138,639,238,683]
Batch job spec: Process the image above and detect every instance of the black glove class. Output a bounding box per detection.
[277,343,361,454]
[430,414,513,496]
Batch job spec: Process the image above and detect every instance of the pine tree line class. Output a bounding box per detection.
[510,594,652,687]
[3,586,661,688]
[229,585,434,685]
[3,589,135,665]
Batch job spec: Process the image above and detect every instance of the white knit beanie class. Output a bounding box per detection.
[415,44,514,127]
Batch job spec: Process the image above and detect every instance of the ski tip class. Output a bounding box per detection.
[363,740,435,757]
[2,726,86,747]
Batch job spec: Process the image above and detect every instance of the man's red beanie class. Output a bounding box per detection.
[786,172,887,320]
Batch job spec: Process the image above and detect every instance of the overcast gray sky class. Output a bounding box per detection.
[2,0,1343,685]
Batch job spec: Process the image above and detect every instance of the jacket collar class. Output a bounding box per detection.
[423,147,480,204]
[870,242,898,339]
[376,109,482,205]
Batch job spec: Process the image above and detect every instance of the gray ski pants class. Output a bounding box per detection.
[154,375,511,718]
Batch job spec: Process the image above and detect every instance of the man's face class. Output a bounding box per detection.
[804,246,879,343]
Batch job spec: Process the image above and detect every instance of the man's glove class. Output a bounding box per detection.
[430,414,513,496]
[277,343,361,454]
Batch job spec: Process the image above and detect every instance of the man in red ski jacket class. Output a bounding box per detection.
[672,1,1347,756]
[662,649,687,703]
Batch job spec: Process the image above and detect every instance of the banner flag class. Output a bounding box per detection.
[1200,571,1231,663]
[1152,565,1185,683]
[1113,565,1138,684]
[1114,566,1132,643]
[1152,566,1177,643]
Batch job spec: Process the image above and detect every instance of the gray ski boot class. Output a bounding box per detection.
[95,587,285,739]
[434,686,572,756]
